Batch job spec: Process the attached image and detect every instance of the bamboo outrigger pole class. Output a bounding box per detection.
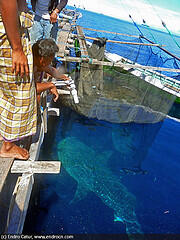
[83,35,165,47]
[71,33,165,47]
[82,27,140,38]
[58,56,180,73]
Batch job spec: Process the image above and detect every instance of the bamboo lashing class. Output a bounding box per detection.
[58,56,180,73]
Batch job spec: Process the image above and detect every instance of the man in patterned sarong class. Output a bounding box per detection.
[0,0,37,160]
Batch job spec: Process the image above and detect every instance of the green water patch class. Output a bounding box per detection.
[175,97,180,104]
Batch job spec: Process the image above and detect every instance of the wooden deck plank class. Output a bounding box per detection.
[11,160,61,174]
[57,22,71,57]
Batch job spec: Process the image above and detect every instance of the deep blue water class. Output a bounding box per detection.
[24,7,180,239]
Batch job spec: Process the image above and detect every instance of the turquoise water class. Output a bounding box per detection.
[24,7,180,239]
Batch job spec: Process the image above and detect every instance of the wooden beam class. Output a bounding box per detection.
[11,161,61,174]
[59,56,180,73]
[6,175,33,234]
[76,25,89,56]
[57,22,71,57]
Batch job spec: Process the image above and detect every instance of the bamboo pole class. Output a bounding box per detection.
[82,26,140,38]
[72,33,165,47]
[76,25,89,56]
[58,56,180,73]
[84,35,165,47]
[141,35,180,62]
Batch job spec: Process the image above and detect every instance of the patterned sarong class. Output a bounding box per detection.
[0,12,37,141]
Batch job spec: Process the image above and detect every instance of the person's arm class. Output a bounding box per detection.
[36,82,59,102]
[0,0,29,77]
[50,0,68,23]
[43,65,69,80]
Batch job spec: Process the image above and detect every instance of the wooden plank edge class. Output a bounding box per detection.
[48,107,60,116]
[11,161,61,174]
[0,157,14,193]
[6,174,33,234]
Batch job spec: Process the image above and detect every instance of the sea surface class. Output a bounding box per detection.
[24,7,180,239]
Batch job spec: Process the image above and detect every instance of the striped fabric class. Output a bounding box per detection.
[0,12,37,141]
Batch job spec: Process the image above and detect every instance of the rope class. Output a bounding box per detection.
[141,21,157,43]
[128,14,144,37]
[161,21,180,49]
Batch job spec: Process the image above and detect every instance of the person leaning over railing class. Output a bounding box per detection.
[32,38,69,104]
[0,0,37,160]
[30,0,68,43]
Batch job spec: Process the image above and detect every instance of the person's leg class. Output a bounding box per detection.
[50,22,58,41]
[43,18,53,39]
[0,80,37,160]
[0,12,37,160]
[30,15,44,44]
[0,141,29,159]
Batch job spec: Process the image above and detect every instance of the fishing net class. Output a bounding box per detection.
[82,26,180,80]
[59,38,176,124]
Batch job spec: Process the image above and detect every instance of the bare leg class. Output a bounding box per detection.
[0,141,29,160]
[37,94,41,105]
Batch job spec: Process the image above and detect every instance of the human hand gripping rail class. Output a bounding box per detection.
[54,75,79,104]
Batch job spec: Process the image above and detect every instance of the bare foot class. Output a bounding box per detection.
[0,142,29,160]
